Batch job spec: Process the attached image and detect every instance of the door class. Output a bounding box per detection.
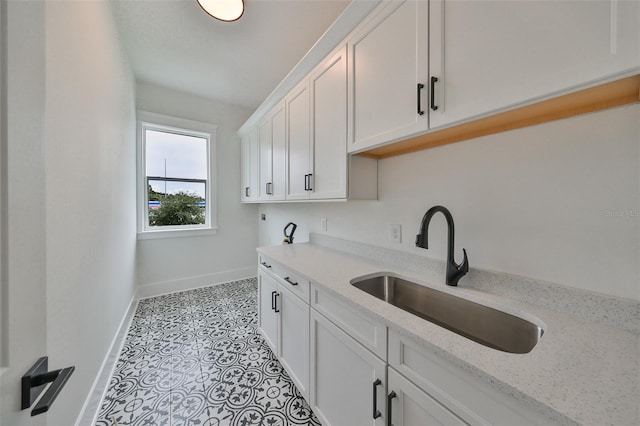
[311,46,348,200]
[278,285,310,400]
[286,81,311,200]
[347,0,429,153]
[310,309,386,426]
[1,1,49,424]
[429,0,640,129]
[258,270,279,354]
[387,368,465,426]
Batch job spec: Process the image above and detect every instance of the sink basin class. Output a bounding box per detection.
[351,273,543,354]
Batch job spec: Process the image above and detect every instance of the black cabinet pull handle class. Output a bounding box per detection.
[245,187,250,197]
[372,379,382,419]
[266,182,273,195]
[284,276,298,286]
[430,76,439,111]
[261,261,271,269]
[304,174,309,191]
[417,83,425,116]
[271,290,276,310]
[274,293,280,313]
[387,391,397,426]
[307,173,313,191]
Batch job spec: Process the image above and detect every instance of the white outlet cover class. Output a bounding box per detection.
[390,224,402,243]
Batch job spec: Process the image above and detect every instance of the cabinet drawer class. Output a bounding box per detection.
[389,329,552,425]
[259,255,310,303]
[311,284,387,360]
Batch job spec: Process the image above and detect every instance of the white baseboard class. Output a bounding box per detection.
[135,266,258,300]
[75,296,138,426]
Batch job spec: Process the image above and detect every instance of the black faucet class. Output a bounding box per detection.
[415,205,469,286]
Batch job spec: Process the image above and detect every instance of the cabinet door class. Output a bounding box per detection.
[271,102,287,201]
[310,309,386,426]
[388,368,465,426]
[347,0,429,153]
[258,102,286,201]
[240,128,257,202]
[258,270,279,354]
[429,0,640,129]
[286,81,311,200]
[257,118,272,201]
[278,285,310,400]
[311,46,348,200]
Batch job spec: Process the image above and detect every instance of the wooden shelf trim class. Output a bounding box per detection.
[358,74,640,159]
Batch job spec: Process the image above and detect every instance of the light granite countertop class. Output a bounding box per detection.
[257,239,639,426]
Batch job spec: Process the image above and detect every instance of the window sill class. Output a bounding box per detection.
[137,227,218,240]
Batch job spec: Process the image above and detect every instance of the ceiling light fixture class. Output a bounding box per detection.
[197,0,244,22]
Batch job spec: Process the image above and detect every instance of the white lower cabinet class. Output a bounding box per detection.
[257,265,310,400]
[258,269,279,352]
[310,309,386,426]
[387,367,465,426]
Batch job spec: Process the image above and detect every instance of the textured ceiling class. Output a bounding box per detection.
[111,0,351,111]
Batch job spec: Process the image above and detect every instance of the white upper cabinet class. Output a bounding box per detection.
[429,0,640,129]
[310,46,349,199]
[258,102,286,201]
[347,0,429,153]
[240,127,258,202]
[286,81,312,200]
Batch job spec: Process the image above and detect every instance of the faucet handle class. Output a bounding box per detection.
[458,248,469,273]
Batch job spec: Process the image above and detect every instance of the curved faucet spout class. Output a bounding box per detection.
[415,205,469,286]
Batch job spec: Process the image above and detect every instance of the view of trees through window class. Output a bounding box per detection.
[145,128,208,227]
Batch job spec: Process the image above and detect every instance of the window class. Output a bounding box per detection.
[137,111,217,239]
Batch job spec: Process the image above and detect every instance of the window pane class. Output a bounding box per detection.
[145,129,207,180]
[148,179,206,227]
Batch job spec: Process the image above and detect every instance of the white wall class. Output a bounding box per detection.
[135,81,259,295]
[44,2,137,425]
[259,104,640,301]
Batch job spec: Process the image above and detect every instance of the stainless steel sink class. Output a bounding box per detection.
[351,273,543,354]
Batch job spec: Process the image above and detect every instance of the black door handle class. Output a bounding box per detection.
[274,292,280,313]
[304,174,309,191]
[245,187,250,197]
[417,83,425,116]
[430,76,439,111]
[22,357,75,416]
[266,182,273,195]
[372,379,382,419]
[261,261,271,269]
[387,391,397,426]
[271,290,276,310]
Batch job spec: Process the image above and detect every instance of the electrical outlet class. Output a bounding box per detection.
[321,217,327,231]
[261,213,266,221]
[390,224,402,243]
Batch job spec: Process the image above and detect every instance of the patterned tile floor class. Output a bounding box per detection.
[96,278,321,426]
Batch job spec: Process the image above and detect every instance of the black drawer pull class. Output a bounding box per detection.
[266,182,273,195]
[372,379,382,419]
[261,261,271,269]
[271,290,276,310]
[417,83,425,116]
[274,293,280,313]
[387,391,397,426]
[430,76,439,111]
[245,187,250,197]
[284,277,298,286]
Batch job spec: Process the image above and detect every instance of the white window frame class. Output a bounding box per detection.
[136,110,218,240]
